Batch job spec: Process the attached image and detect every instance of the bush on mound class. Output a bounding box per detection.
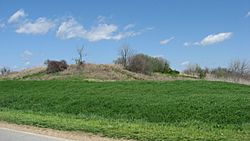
[45,60,68,73]
[127,54,171,75]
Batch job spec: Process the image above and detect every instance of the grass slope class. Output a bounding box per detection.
[0,80,250,140]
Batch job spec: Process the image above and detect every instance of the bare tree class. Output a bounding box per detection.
[183,64,201,76]
[229,59,249,79]
[183,63,206,79]
[114,44,134,69]
[75,45,86,65]
[0,67,10,75]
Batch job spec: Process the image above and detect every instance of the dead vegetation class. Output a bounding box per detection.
[0,64,189,81]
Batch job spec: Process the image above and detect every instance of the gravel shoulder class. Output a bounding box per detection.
[0,121,133,141]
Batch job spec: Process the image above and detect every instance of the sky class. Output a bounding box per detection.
[0,0,250,71]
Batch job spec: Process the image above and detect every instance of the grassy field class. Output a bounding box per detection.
[0,80,250,140]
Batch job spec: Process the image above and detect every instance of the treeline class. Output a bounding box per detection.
[183,59,250,81]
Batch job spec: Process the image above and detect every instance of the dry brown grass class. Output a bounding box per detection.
[0,67,46,80]
[0,64,191,81]
[205,74,250,85]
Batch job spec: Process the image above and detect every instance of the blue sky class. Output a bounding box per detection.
[0,0,250,71]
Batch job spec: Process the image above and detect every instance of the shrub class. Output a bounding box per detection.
[151,57,171,73]
[127,54,152,75]
[126,54,171,75]
[168,69,180,75]
[198,69,207,79]
[45,60,68,73]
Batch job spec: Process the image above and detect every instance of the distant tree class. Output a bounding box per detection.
[229,59,249,78]
[127,54,171,75]
[0,67,10,75]
[127,54,152,75]
[151,57,170,73]
[74,45,86,66]
[183,64,201,76]
[211,67,230,78]
[183,64,207,79]
[114,44,134,69]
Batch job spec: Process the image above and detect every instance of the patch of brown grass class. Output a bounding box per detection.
[1,64,192,81]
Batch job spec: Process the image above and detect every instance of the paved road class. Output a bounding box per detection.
[0,128,70,141]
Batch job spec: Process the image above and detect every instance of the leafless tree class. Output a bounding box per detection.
[229,59,250,79]
[0,67,10,75]
[75,45,86,65]
[114,44,134,69]
[183,64,201,76]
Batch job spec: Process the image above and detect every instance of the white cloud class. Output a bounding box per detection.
[86,24,118,41]
[200,32,232,46]
[97,15,110,23]
[124,24,135,30]
[246,11,250,17]
[56,18,86,39]
[16,17,55,34]
[112,31,140,40]
[8,9,27,23]
[184,32,233,47]
[160,37,175,45]
[181,61,190,66]
[57,18,143,42]
[145,27,154,31]
[183,42,200,47]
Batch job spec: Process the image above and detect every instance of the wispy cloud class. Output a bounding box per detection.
[86,24,118,41]
[21,50,33,66]
[124,24,135,30]
[181,61,190,66]
[56,18,144,42]
[8,9,27,23]
[160,37,175,45]
[246,11,250,17]
[56,18,86,39]
[96,15,113,23]
[184,32,233,47]
[200,32,232,46]
[16,17,55,34]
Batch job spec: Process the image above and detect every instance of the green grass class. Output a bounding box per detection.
[0,80,250,140]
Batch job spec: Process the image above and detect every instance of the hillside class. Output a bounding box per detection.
[0,80,250,140]
[0,64,189,81]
